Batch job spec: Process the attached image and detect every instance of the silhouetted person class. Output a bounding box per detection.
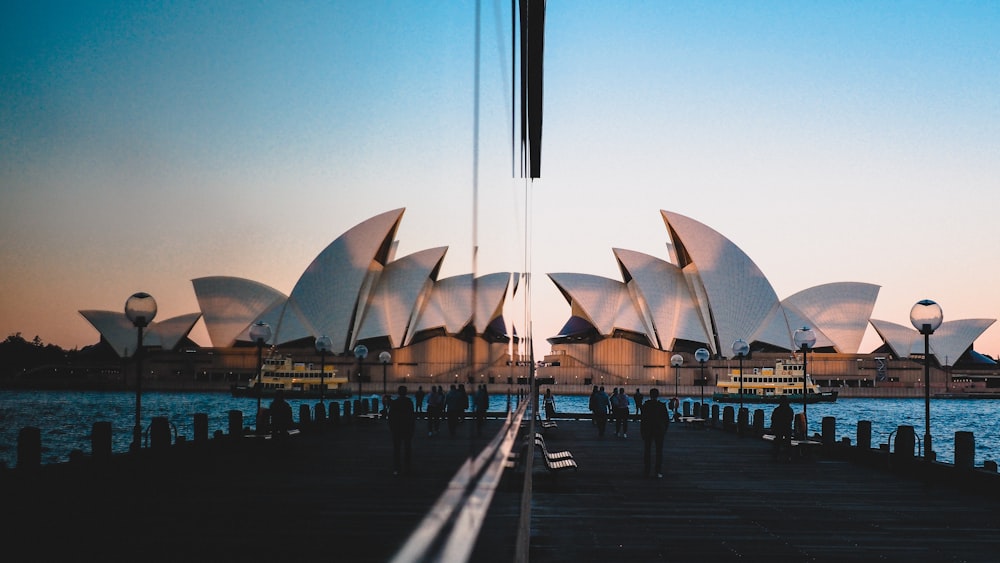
[426,385,444,436]
[474,384,489,436]
[641,388,669,478]
[591,386,611,437]
[771,395,794,461]
[269,390,294,437]
[612,387,631,438]
[543,388,556,420]
[415,385,425,413]
[633,388,644,416]
[445,384,464,437]
[388,385,416,475]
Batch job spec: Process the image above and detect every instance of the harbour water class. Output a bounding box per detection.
[2,389,999,469]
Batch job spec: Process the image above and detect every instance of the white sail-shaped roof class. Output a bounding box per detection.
[613,248,708,350]
[357,247,447,347]
[548,272,650,344]
[869,319,918,359]
[280,208,404,351]
[78,310,202,357]
[147,313,202,351]
[915,319,995,366]
[783,282,880,354]
[192,276,287,347]
[661,210,781,355]
[410,272,512,337]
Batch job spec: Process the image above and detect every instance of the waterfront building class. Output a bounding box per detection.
[73,209,996,395]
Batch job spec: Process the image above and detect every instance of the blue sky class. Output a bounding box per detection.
[2,1,999,357]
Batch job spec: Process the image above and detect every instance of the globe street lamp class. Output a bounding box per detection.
[695,347,710,418]
[125,292,157,451]
[315,335,332,405]
[354,344,369,399]
[793,326,816,427]
[379,351,392,397]
[732,339,750,433]
[910,299,943,461]
[670,354,683,416]
[249,321,271,419]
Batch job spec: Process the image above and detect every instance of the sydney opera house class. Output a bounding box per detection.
[80,208,997,395]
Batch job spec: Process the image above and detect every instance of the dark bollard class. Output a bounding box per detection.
[682,401,691,417]
[353,399,362,416]
[194,413,209,442]
[344,400,353,423]
[894,425,916,460]
[822,416,836,446]
[737,407,749,434]
[371,397,380,416]
[314,403,327,425]
[228,409,244,438]
[18,426,41,469]
[857,420,872,451]
[711,404,720,427]
[984,460,998,472]
[330,402,341,426]
[955,431,975,470]
[752,409,764,435]
[150,416,171,450]
[299,404,311,427]
[92,421,112,461]
[722,406,735,430]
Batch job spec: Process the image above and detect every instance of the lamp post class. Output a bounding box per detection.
[793,326,816,426]
[910,299,943,461]
[670,354,683,415]
[354,344,368,399]
[315,335,332,405]
[379,351,391,397]
[732,339,749,432]
[125,292,157,451]
[695,347,710,417]
[249,321,271,417]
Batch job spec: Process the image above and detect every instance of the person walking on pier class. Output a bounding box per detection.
[641,388,670,478]
[388,385,416,476]
[590,386,611,437]
[445,384,465,437]
[415,386,425,413]
[633,388,643,417]
[612,388,631,438]
[474,384,489,436]
[426,385,444,436]
[543,388,557,420]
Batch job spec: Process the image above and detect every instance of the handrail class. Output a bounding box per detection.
[391,399,529,563]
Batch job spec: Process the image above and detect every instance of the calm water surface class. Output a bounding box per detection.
[2,390,999,468]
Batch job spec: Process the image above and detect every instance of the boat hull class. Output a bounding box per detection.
[711,391,838,404]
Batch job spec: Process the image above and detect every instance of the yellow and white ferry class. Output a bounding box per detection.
[232,355,349,399]
[713,359,838,404]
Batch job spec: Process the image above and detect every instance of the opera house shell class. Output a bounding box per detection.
[80,208,994,387]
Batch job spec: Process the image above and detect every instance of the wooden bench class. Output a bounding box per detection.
[762,433,822,459]
[533,433,577,472]
[676,416,707,429]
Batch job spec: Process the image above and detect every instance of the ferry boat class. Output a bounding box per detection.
[231,355,350,399]
[713,359,838,404]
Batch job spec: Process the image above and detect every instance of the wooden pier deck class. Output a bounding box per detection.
[4,414,1000,562]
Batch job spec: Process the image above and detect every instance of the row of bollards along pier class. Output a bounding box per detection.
[9,396,387,471]
[671,399,1000,489]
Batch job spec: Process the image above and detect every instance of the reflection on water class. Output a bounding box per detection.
[2,390,999,468]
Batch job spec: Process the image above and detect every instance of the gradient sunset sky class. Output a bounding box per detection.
[2,1,999,358]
